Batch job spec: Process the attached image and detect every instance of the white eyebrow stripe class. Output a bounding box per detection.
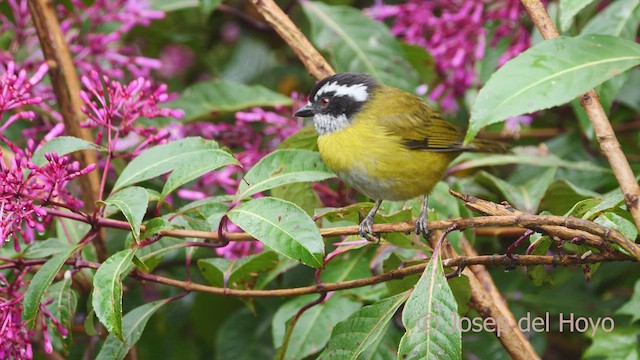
[314,81,369,102]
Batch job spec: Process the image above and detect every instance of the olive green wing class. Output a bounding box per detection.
[376,95,468,152]
[375,88,508,153]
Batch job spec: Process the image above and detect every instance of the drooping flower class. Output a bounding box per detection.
[369,0,531,112]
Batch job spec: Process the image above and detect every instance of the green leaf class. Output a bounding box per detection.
[398,244,461,360]
[32,136,105,167]
[583,190,625,219]
[22,246,77,328]
[150,0,198,11]
[527,236,553,286]
[92,249,138,341]
[23,238,74,259]
[199,0,222,15]
[96,299,171,360]
[476,167,556,213]
[617,279,640,323]
[584,327,640,360]
[467,35,640,142]
[272,294,361,360]
[301,1,420,92]
[237,149,334,199]
[559,0,596,31]
[101,187,149,242]
[45,278,78,354]
[215,307,275,359]
[541,179,600,215]
[320,246,374,284]
[279,125,319,151]
[452,151,611,174]
[595,212,638,240]
[318,292,409,359]
[113,137,235,191]
[271,182,322,216]
[160,146,238,200]
[165,80,292,122]
[581,0,640,40]
[198,251,279,288]
[227,197,324,268]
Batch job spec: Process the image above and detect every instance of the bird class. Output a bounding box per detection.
[294,73,506,241]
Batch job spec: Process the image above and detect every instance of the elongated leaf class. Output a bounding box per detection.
[451,151,611,174]
[476,167,556,213]
[32,136,105,166]
[96,299,170,360]
[318,292,409,359]
[398,244,461,360]
[161,147,238,199]
[581,0,640,39]
[150,0,197,11]
[467,35,640,142]
[24,238,73,259]
[301,1,420,92]
[22,246,77,328]
[198,251,279,288]
[92,249,138,341]
[114,137,235,191]
[237,149,334,199]
[227,197,324,268]
[559,0,595,31]
[272,294,362,360]
[165,80,292,122]
[617,279,640,323]
[101,187,149,242]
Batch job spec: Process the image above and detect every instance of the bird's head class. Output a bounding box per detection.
[294,73,379,135]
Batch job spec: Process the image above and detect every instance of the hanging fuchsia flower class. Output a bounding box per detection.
[369,0,530,112]
[79,70,183,141]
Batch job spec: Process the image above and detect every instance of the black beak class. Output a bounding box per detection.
[294,103,315,117]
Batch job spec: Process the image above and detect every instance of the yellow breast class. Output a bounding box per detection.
[317,114,457,201]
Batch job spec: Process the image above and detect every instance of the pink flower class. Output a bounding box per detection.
[80,70,184,141]
[369,0,531,113]
[157,44,195,78]
[0,61,49,131]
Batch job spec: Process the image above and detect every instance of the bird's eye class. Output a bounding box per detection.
[320,97,330,107]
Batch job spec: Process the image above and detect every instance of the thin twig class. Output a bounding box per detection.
[27,0,106,260]
[520,0,640,231]
[248,0,334,80]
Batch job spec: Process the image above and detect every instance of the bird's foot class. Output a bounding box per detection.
[359,215,380,243]
[415,211,429,239]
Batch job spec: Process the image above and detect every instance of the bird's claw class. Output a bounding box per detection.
[359,216,379,243]
[415,213,429,239]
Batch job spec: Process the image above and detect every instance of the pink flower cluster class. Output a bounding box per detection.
[0,269,68,359]
[369,0,530,112]
[0,62,49,131]
[80,70,183,148]
[0,147,95,251]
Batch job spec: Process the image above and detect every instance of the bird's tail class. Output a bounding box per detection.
[466,139,509,154]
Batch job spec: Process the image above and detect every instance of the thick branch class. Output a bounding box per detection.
[27,0,106,259]
[520,0,640,231]
[248,0,334,80]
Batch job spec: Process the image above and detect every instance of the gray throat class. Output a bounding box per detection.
[313,113,350,135]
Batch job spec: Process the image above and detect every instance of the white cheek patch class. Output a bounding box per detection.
[314,81,369,102]
[313,113,350,135]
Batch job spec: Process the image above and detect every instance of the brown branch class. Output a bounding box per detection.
[520,0,640,232]
[450,190,640,261]
[27,0,106,260]
[128,252,631,298]
[248,0,334,80]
